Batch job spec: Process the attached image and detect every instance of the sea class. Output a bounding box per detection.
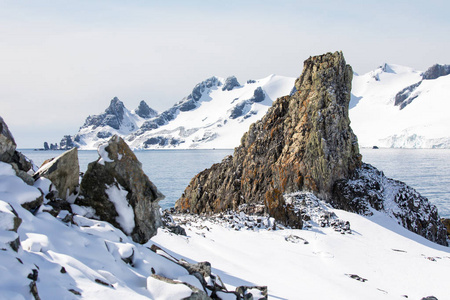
[20,148,450,218]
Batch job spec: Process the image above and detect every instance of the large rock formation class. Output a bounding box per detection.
[176,52,361,227]
[76,135,164,243]
[33,148,80,200]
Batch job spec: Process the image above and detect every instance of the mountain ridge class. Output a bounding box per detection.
[51,63,450,150]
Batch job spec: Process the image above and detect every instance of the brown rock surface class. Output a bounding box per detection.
[176,51,361,227]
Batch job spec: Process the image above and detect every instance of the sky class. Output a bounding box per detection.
[1,0,449,148]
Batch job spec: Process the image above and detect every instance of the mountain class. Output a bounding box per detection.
[350,63,450,148]
[72,97,156,149]
[70,75,296,150]
[62,63,449,150]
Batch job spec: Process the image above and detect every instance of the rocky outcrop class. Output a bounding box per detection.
[333,163,448,246]
[176,52,361,227]
[222,76,240,91]
[0,116,16,163]
[76,135,164,243]
[33,148,80,200]
[59,135,75,150]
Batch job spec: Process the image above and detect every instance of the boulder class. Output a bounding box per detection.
[176,52,360,228]
[77,135,164,243]
[441,218,450,238]
[33,148,80,200]
[0,116,16,163]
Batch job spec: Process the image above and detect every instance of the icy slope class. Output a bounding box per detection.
[350,64,450,148]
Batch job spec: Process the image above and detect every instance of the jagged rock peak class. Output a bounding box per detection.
[222,76,240,91]
[105,97,125,119]
[135,100,157,119]
[422,64,450,80]
[176,51,361,227]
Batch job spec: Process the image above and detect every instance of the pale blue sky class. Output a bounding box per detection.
[1,0,449,147]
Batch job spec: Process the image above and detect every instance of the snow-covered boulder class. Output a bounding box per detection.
[76,135,164,243]
[0,200,22,252]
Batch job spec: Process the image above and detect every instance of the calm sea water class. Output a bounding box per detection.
[21,148,450,218]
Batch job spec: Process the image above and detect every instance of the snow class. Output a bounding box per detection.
[105,183,135,235]
[350,64,450,148]
[98,142,114,165]
[0,159,449,299]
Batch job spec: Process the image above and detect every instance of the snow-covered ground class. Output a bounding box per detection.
[1,160,448,299]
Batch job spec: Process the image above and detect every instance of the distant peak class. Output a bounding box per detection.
[135,100,158,119]
[222,76,240,91]
[380,63,396,74]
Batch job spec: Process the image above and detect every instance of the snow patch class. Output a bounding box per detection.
[105,183,135,235]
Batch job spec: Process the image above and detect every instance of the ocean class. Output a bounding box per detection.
[21,148,450,218]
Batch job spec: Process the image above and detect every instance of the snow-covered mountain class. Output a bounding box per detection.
[66,63,449,150]
[350,63,450,148]
[71,75,296,150]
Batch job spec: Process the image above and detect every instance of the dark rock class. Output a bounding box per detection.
[0,116,17,163]
[68,289,81,296]
[235,286,268,300]
[27,269,39,281]
[21,194,43,215]
[249,87,265,103]
[421,297,438,300]
[166,225,187,236]
[229,101,251,119]
[77,135,164,243]
[176,52,360,228]
[345,273,367,282]
[29,280,41,300]
[394,81,422,109]
[247,79,256,84]
[333,163,448,246]
[222,76,240,91]
[43,142,49,151]
[135,100,157,119]
[422,64,450,80]
[33,148,80,200]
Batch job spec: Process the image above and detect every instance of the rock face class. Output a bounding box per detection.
[33,148,80,200]
[76,135,164,243]
[0,116,16,163]
[176,52,361,227]
[135,100,157,119]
